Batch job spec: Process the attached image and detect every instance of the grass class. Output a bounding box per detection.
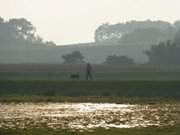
[0,80,180,103]
[1,66,180,134]
[1,80,180,97]
[0,96,179,104]
[1,71,180,81]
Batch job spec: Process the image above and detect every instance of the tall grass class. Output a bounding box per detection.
[0,80,180,102]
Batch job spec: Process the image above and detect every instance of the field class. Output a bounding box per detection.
[1,64,180,81]
[1,64,180,135]
[0,80,180,103]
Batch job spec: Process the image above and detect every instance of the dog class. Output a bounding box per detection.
[70,74,80,80]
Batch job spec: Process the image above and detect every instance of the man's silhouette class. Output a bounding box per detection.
[86,63,93,80]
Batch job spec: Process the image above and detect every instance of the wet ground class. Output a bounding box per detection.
[0,103,180,131]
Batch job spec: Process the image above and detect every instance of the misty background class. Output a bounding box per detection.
[1,0,180,45]
[0,0,180,65]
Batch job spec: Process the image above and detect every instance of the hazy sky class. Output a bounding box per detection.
[1,0,180,45]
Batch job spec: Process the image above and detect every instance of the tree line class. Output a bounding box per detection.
[95,20,180,45]
[61,50,135,65]
[144,29,180,66]
[63,29,180,66]
[1,17,180,66]
[0,17,56,47]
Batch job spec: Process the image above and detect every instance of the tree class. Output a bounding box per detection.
[0,17,56,47]
[62,51,85,64]
[9,18,36,41]
[104,55,135,65]
[94,20,176,45]
[174,21,180,30]
[144,40,180,65]
[144,29,180,66]
[121,28,174,44]
[144,29,180,65]
[0,17,4,23]
[174,29,180,45]
[45,41,56,46]
[95,23,121,43]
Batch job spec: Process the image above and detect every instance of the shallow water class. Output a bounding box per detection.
[0,103,180,130]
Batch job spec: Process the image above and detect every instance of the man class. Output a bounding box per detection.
[86,63,93,80]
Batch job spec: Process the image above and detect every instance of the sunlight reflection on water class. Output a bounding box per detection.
[0,103,179,130]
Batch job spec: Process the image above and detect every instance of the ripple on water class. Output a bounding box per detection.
[0,103,180,130]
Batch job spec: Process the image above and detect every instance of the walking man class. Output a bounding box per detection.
[86,63,93,80]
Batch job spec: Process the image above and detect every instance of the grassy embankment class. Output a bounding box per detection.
[1,64,180,103]
[0,80,180,103]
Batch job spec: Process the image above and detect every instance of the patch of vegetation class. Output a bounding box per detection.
[1,80,180,97]
[0,125,180,135]
[0,80,180,103]
[0,96,179,104]
[2,71,180,81]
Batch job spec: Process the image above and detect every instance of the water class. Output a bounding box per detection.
[0,103,180,130]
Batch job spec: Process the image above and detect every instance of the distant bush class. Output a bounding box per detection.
[62,51,85,64]
[104,55,135,65]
